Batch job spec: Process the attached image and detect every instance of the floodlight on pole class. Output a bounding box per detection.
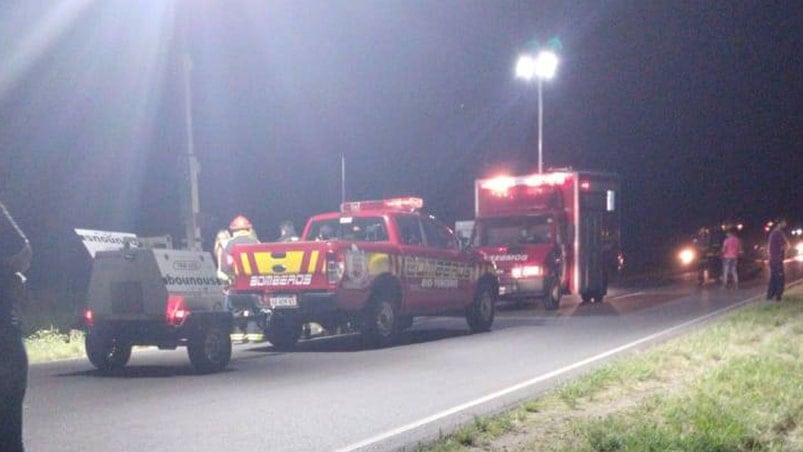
[515,50,559,173]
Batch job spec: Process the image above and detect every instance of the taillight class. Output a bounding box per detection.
[83,309,94,328]
[166,295,190,326]
[326,251,345,285]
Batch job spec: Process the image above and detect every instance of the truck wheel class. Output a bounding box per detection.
[362,293,398,348]
[188,326,232,374]
[542,277,562,311]
[466,283,495,333]
[85,330,132,372]
[265,313,302,351]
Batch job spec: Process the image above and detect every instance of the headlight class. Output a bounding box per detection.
[678,248,695,266]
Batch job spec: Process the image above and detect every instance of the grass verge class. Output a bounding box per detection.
[420,285,803,451]
[20,288,87,364]
[24,328,86,364]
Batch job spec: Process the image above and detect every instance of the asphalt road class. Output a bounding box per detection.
[23,260,803,452]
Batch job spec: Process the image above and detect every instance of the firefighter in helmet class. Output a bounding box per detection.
[217,215,259,282]
[219,215,260,341]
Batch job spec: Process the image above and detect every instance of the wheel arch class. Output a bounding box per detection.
[476,273,499,298]
[369,273,403,307]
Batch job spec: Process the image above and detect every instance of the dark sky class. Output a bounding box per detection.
[1,1,802,288]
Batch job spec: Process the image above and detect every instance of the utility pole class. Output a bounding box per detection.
[340,153,346,204]
[179,3,202,251]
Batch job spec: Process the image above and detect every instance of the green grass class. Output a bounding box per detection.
[21,288,88,363]
[24,328,86,364]
[420,286,803,451]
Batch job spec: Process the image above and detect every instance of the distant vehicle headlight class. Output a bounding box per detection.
[678,248,695,266]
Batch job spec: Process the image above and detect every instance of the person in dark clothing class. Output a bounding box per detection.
[767,219,790,301]
[692,227,712,284]
[277,221,298,243]
[1,201,32,452]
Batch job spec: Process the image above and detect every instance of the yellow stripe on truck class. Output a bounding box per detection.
[240,254,253,275]
[253,251,305,274]
[308,250,319,273]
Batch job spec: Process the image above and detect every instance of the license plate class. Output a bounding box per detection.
[269,295,298,308]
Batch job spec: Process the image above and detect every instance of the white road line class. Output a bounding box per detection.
[608,291,646,300]
[336,291,767,452]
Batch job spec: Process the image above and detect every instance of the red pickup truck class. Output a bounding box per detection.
[227,197,498,349]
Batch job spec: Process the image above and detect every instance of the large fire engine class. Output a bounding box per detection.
[463,170,621,309]
[226,197,498,350]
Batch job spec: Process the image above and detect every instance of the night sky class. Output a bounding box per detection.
[1,1,802,289]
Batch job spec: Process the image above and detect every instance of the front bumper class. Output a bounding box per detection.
[498,276,545,300]
[231,291,341,317]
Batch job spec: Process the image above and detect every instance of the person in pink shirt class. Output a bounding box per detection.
[721,227,742,288]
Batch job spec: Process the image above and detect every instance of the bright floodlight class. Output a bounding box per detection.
[515,54,538,80]
[534,50,558,80]
[516,51,558,81]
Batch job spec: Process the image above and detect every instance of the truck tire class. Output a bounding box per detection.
[542,276,562,311]
[85,330,132,372]
[466,283,495,333]
[188,326,232,374]
[265,313,302,351]
[362,292,398,348]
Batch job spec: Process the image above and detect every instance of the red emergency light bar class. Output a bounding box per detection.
[479,173,570,197]
[340,197,424,214]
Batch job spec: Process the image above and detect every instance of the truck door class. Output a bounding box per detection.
[579,192,607,299]
[394,214,432,313]
[420,216,471,310]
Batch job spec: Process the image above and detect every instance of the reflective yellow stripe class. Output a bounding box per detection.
[308,250,319,273]
[240,254,253,275]
[254,251,304,274]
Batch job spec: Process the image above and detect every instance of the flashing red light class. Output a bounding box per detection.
[165,295,190,326]
[340,197,424,214]
[83,309,94,328]
[480,173,569,197]
[580,181,590,190]
[520,173,568,187]
[479,176,516,196]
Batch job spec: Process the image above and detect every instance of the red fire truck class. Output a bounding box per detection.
[226,197,498,349]
[463,170,621,309]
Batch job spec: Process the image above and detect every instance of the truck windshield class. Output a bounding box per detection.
[306,217,388,242]
[475,215,553,247]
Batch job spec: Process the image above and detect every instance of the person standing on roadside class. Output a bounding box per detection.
[721,227,742,289]
[0,200,32,452]
[222,215,260,341]
[767,219,790,301]
[693,227,712,285]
